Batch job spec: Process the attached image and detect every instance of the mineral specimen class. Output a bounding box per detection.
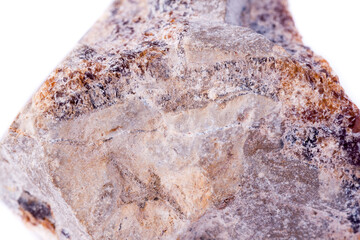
[1,0,360,239]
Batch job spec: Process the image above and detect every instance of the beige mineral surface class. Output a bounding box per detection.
[1,0,360,239]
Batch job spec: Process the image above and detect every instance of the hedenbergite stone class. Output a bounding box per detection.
[1,0,360,239]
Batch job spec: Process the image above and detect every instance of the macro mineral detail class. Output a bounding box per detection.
[1,0,360,239]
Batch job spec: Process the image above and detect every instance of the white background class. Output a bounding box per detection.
[0,1,359,239]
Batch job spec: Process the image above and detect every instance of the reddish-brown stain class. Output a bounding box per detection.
[352,116,360,133]
[20,207,55,234]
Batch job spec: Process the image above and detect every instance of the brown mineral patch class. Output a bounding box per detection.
[32,46,171,120]
[278,57,359,125]
[9,126,29,137]
[107,125,122,133]
[352,116,360,133]
[17,191,55,234]
[215,195,235,210]
[20,209,56,234]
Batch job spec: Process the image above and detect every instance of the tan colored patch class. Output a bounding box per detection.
[20,209,56,234]
[161,167,212,218]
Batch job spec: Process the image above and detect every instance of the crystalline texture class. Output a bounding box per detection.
[1,0,360,239]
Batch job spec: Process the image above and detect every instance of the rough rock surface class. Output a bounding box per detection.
[1,0,360,239]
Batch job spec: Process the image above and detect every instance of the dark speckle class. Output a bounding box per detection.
[17,191,51,221]
[85,71,95,80]
[78,46,96,60]
[138,202,146,209]
[348,206,360,233]
[337,128,360,166]
[61,229,71,239]
[302,148,313,161]
[342,175,360,233]
[216,196,235,210]
[302,127,319,148]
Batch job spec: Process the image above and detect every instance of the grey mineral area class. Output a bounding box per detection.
[1,0,360,239]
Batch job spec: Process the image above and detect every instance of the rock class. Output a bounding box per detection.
[1,0,359,239]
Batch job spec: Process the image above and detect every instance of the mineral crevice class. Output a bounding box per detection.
[1,0,359,239]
